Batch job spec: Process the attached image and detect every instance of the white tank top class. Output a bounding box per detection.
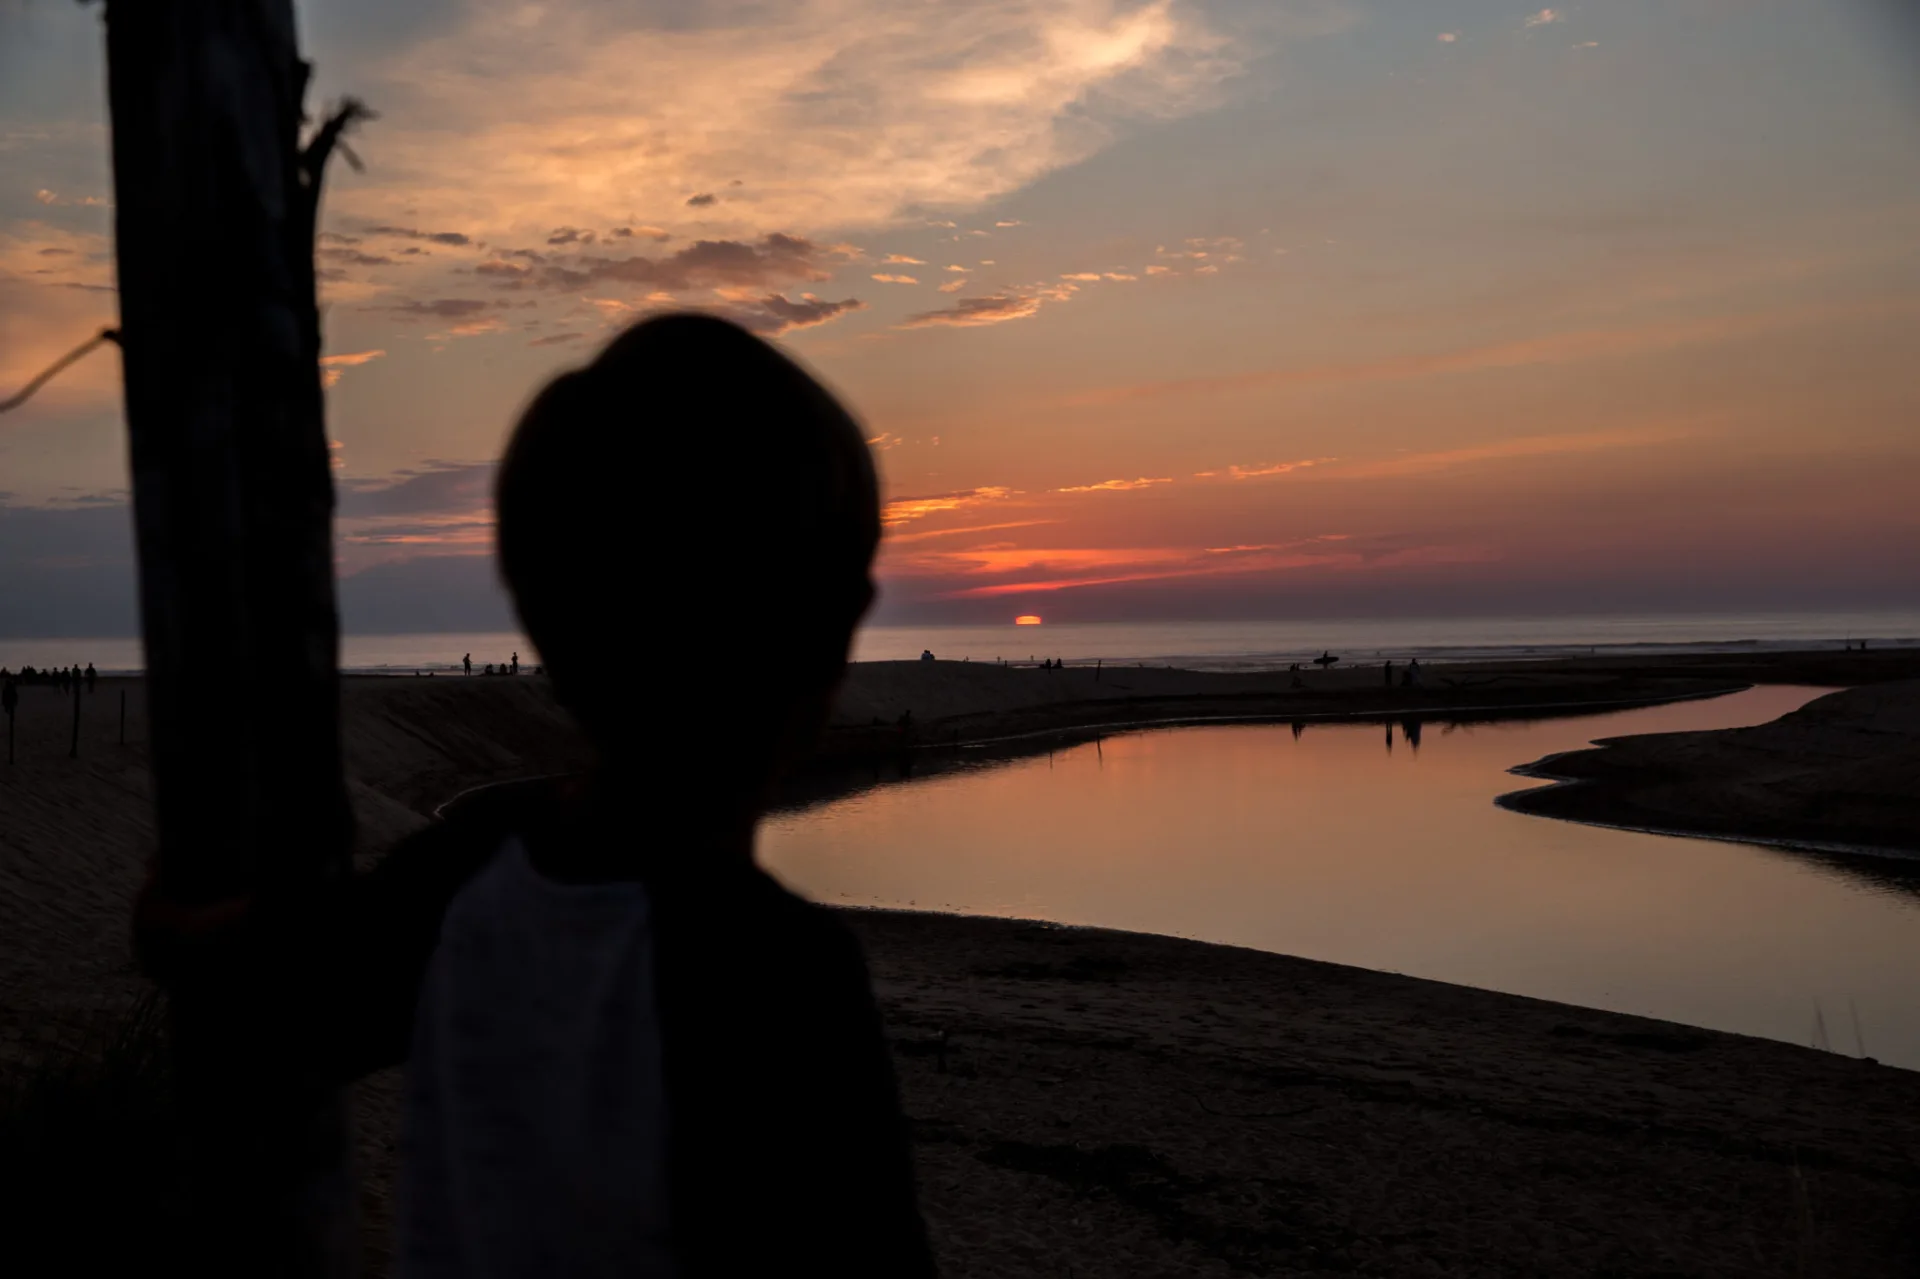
[396,837,677,1277]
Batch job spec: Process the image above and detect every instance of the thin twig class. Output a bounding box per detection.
[0,328,120,415]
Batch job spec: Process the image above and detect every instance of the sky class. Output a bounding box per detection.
[1,0,1917,636]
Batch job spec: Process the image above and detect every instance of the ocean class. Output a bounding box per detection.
[4,611,1918,675]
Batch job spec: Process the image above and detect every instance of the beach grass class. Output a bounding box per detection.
[0,993,183,1269]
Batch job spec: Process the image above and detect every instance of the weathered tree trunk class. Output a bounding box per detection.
[105,2,356,1273]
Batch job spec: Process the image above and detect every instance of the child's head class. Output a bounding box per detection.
[496,314,878,786]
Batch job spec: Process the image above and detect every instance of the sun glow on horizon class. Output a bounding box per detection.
[1015,615,1043,625]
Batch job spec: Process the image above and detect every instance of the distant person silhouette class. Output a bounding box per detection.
[1383,660,1393,687]
[84,662,97,693]
[463,652,472,676]
[484,662,494,676]
[919,649,934,663]
[510,651,520,676]
[135,313,930,1278]
[1408,657,1423,687]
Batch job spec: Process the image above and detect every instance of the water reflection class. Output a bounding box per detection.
[763,686,1920,1068]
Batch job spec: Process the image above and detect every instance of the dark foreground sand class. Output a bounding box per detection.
[3,661,1918,1276]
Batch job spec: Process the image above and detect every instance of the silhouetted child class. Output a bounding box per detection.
[138,315,931,1277]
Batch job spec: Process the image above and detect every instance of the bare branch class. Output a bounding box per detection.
[0,328,120,416]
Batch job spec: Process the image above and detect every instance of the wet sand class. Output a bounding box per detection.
[3,660,1918,1275]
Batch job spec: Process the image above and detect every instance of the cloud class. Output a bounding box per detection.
[729,293,866,335]
[338,460,495,521]
[1223,458,1333,479]
[1155,235,1244,263]
[871,273,919,285]
[334,0,1248,241]
[610,226,672,242]
[435,318,508,340]
[475,259,531,281]
[884,519,1057,544]
[892,533,1401,600]
[321,247,397,267]
[686,193,718,207]
[1054,476,1171,493]
[546,227,596,246]
[1524,9,1562,27]
[31,189,107,208]
[377,297,498,321]
[937,278,968,293]
[366,224,474,246]
[1060,272,1103,282]
[882,254,926,265]
[899,293,1045,328]
[1337,428,1686,479]
[995,220,1024,228]
[530,233,835,294]
[318,348,387,388]
[944,264,968,272]
[881,485,1014,526]
[1437,31,1459,43]
[528,331,584,346]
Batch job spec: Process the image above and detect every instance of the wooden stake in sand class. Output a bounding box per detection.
[105,2,367,1271]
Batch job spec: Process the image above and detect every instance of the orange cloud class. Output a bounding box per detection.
[1337,427,1686,479]
[933,544,1359,598]
[885,519,1057,544]
[1054,476,1172,493]
[319,348,388,388]
[871,273,920,284]
[899,293,1045,328]
[881,485,1014,526]
[1222,458,1333,480]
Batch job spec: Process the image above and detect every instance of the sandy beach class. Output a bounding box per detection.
[3,657,1918,1275]
[1505,679,1920,858]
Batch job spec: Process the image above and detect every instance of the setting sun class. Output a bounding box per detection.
[1014,615,1042,626]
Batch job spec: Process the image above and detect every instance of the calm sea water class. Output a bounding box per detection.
[7,611,1919,674]
[854,613,1920,669]
[761,686,1920,1068]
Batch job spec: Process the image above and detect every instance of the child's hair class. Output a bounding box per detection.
[495,314,879,750]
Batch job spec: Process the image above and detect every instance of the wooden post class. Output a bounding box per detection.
[105,2,361,1273]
